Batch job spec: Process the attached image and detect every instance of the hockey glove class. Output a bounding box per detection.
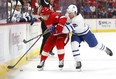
[19,17,27,22]
[26,14,36,25]
[49,26,56,33]
[30,18,37,25]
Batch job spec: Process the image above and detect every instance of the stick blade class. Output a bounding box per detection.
[7,66,15,69]
[23,39,27,43]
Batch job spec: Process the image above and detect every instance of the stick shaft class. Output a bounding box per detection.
[13,35,42,67]
[24,29,51,43]
[11,29,51,68]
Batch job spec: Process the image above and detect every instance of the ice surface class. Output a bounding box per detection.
[4,32,116,79]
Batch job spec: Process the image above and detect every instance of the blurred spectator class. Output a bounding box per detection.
[0,0,7,20]
[112,1,116,8]
[107,8,113,18]
[8,1,35,23]
[107,1,113,10]
[101,7,107,18]
[23,0,32,13]
[10,1,22,22]
[8,2,12,21]
[89,3,96,18]
[98,9,102,18]
[112,8,116,18]
[33,1,41,15]
[83,3,91,18]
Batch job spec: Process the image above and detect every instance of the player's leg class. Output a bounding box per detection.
[71,35,82,70]
[40,21,54,55]
[40,32,54,55]
[56,34,68,69]
[43,33,55,55]
[83,31,113,56]
[37,34,56,70]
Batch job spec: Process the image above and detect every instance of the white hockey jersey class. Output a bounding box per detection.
[62,14,90,36]
[11,10,22,22]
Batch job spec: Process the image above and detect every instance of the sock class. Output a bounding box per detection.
[40,51,49,61]
[58,54,65,61]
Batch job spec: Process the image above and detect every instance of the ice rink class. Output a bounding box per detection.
[4,32,116,79]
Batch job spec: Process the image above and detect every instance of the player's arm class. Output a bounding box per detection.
[62,22,78,34]
[54,16,67,35]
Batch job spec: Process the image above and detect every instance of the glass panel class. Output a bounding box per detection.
[0,0,7,23]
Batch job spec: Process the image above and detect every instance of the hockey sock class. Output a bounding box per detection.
[57,49,65,61]
[94,43,106,52]
[58,54,65,61]
[40,51,49,61]
[72,50,81,62]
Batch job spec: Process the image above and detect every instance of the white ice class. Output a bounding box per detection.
[5,32,116,79]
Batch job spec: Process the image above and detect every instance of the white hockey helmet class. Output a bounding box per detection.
[67,4,78,14]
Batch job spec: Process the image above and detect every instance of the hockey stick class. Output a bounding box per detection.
[7,29,51,69]
[23,29,50,44]
[23,34,41,44]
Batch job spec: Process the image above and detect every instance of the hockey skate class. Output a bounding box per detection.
[59,60,64,71]
[105,47,113,56]
[37,61,45,71]
[75,61,82,72]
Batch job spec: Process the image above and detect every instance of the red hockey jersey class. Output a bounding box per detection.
[44,11,67,34]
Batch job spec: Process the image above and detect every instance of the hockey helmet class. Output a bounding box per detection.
[67,4,78,14]
[40,7,52,15]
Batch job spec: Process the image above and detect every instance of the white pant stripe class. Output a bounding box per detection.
[57,49,65,54]
[42,51,49,56]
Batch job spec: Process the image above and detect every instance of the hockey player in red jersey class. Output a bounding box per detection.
[37,7,69,70]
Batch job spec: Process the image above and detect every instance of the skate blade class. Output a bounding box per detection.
[76,68,81,72]
[59,67,63,71]
[38,68,44,71]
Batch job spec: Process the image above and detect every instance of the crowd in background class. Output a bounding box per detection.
[81,0,116,18]
[0,0,116,23]
[59,0,116,18]
[9,0,116,19]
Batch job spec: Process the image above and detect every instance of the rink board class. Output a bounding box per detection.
[0,22,42,76]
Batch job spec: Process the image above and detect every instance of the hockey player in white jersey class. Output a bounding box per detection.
[62,4,113,70]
